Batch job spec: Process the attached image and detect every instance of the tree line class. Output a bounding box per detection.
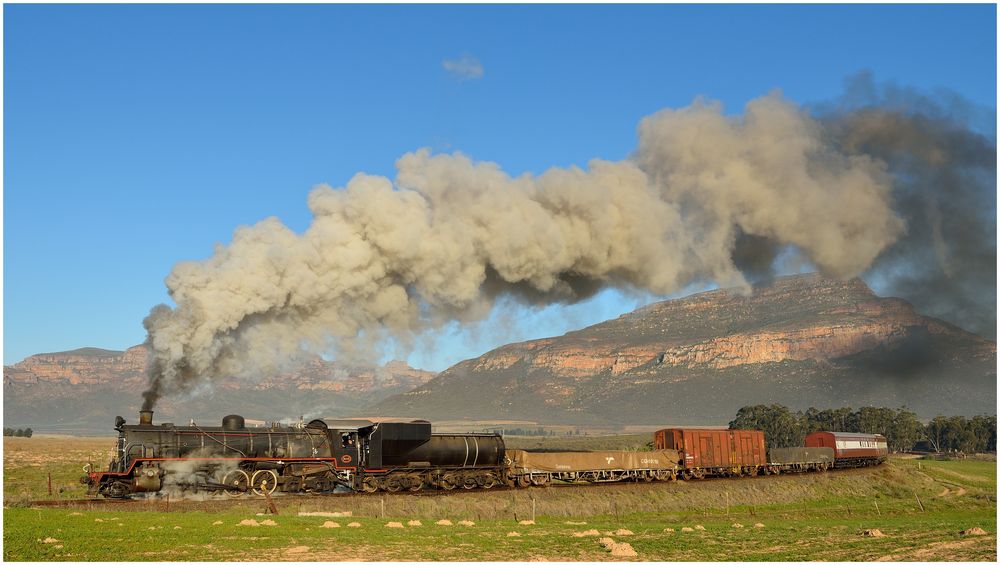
[3,427,34,437]
[728,404,997,453]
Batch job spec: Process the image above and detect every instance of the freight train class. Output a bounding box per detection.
[81,411,887,498]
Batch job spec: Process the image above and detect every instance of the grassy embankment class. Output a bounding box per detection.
[3,436,996,561]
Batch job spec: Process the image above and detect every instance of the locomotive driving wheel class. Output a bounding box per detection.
[222,470,250,497]
[250,469,279,496]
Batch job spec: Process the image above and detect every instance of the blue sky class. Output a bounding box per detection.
[3,3,996,368]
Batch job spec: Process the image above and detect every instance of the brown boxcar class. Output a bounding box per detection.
[804,431,888,467]
[654,428,767,477]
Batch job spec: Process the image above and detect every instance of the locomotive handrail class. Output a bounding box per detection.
[123,442,149,464]
[190,423,249,457]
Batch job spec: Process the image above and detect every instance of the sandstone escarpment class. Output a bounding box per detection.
[4,346,435,433]
[375,274,996,424]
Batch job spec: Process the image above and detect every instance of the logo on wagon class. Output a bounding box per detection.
[341,454,352,463]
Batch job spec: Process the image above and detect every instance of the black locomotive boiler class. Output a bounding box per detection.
[83,411,506,498]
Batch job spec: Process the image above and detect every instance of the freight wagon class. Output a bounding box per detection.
[653,428,767,478]
[767,447,834,472]
[506,449,681,486]
[804,431,888,467]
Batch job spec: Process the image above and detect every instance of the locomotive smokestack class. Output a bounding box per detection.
[139,410,153,426]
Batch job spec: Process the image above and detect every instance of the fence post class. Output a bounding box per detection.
[263,490,279,515]
[48,472,52,497]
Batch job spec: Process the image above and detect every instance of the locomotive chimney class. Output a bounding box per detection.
[139,410,153,426]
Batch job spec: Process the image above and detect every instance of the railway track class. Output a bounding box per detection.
[28,464,880,509]
[26,498,137,508]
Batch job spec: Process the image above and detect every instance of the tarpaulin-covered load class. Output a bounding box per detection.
[508,449,680,473]
[768,447,834,465]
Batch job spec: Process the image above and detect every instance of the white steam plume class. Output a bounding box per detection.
[142,92,904,409]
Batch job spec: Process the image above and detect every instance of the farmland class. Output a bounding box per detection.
[3,435,996,561]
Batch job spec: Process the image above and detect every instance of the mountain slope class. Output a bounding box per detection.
[372,274,996,425]
[3,346,435,433]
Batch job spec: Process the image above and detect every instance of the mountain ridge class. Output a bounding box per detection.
[5,273,995,432]
[370,273,995,424]
[3,346,436,433]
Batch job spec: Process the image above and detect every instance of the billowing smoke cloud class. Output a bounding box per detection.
[824,72,997,338]
[142,91,910,409]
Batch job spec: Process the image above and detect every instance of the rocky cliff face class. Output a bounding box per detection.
[373,274,996,425]
[3,346,435,433]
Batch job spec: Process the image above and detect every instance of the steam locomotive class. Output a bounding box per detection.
[82,411,887,498]
[83,410,507,498]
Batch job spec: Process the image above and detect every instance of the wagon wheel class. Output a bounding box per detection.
[107,481,131,498]
[439,474,457,491]
[361,476,379,493]
[691,468,706,480]
[530,474,549,487]
[250,469,279,497]
[384,477,403,493]
[654,470,670,481]
[515,475,531,488]
[481,475,497,489]
[461,475,478,490]
[642,472,654,482]
[222,470,250,497]
[407,475,424,492]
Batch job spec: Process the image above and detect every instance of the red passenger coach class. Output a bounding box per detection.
[654,428,767,478]
[805,431,888,467]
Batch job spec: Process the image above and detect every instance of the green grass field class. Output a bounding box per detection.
[3,437,996,561]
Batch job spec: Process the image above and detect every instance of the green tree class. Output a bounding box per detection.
[23,428,33,438]
[925,416,949,452]
[856,407,895,436]
[968,415,997,452]
[729,404,805,448]
[887,408,923,452]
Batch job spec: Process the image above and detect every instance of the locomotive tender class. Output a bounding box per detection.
[82,412,888,498]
